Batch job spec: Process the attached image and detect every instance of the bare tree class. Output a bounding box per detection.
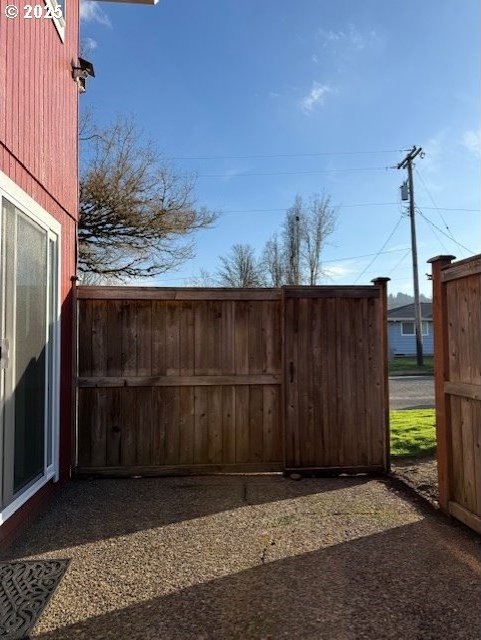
[261,233,285,286]
[283,195,303,285]
[302,193,337,285]
[195,192,336,289]
[78,117,217,281]
[217,244,264,287]
[190,268,216,287]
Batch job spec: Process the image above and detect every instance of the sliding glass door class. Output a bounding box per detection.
[0,191,60,520]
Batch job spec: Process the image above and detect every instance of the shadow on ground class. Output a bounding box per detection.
[2,475,368,557]
[32,518,480,640]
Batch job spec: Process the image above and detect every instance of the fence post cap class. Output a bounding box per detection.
[427,255,456,264]
[371,277,391,284]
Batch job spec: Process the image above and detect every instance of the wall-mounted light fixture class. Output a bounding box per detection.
[72,57,95,93]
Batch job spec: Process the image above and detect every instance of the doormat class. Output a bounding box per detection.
[0,559,69,639]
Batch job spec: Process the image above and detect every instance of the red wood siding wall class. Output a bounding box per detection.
[0,0,79,219]
[0,1,79,541]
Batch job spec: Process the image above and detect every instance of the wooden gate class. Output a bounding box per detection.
[283,284,389,473]
[75,281,389,476]
[76,288,283,475]
[430,254,481,534]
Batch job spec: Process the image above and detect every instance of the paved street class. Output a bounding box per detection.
[389,376,435,409]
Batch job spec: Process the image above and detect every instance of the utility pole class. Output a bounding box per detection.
[397,146,424,367]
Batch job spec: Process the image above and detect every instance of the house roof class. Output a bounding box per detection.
[387,302,432,321]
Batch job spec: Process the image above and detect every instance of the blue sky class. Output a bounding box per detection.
[80,0,480,294]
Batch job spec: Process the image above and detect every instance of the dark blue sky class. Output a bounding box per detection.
[80,0,480,292]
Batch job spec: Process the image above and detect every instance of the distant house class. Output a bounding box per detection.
[387,303,433,356]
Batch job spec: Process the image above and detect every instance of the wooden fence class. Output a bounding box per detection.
[430,254,481,534]
[75,282,389,476]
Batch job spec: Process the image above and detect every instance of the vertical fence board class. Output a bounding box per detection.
[151,388,166,466]
[179,387,195,464]
[120,387,137,467]
[235,387,250,463]
[180,301,195,376]
[208,387,223,463]
[78,300,92,377]
[222,386,236,463]
[136,388,152,465]
[164,387,180,465]
[90,389,107,467]
[136,302,152,377]
[194,386,209,463]
[106,301,122,377]
[151,301,166,376]
[121,302,137,377]
[249,385,264,462]
[106,388,122,467]
[234,301,249,375]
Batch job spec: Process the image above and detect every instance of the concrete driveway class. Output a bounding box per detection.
[389,375,435,409]
[3,475,480,639]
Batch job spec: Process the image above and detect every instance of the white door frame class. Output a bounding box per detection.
[0,171,61,525]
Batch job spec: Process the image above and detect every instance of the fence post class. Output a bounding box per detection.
[427,255,455,512]
[69,275,80,478]
[371,277,390,472]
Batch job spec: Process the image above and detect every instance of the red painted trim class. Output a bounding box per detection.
[0,479,66,551]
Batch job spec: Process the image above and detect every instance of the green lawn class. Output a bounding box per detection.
[390,409,436,458]
[389,356,434,374]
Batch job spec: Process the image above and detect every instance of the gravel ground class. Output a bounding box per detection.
[392,455,439,505]
[3,475,480,640]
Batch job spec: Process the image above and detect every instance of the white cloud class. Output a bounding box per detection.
[82,37,98,52]
[323,264,352,279]
[461,129,481,157]
[80,0,111,27]
[319,28,345,45]
[318,24,378,51]
[300,82,331,113]
[419,130,447,180]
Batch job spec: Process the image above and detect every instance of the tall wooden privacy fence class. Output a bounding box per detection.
[430,254,481,534]
[75,282,389,476]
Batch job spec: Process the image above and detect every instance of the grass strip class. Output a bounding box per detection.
[390,408,436,458]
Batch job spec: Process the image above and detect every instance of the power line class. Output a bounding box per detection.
[417,209,476,255]
[217,203,480,215]
[199,166,393,178]
[426,207,480,212]
[415,168,459,243]
[416,206,450,253]
[219,202,399,215]
[172,149,408,161]
[353,215,405,284]
[155,246,412,283]
[388,249,411,276]
[320,245,409,265]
